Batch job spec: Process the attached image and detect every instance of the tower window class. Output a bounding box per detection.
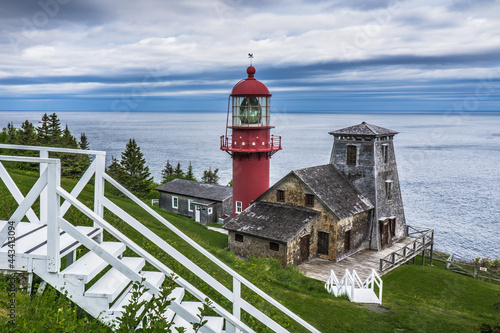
[236,201,242,214]
[385,181,393,200]
[270,242,280,251]
[235,234,244,242]
[346,145,357,166]
[276,189,285,202]
[390,218,396,238]
[382,144,389,164]
[305,194,314,207]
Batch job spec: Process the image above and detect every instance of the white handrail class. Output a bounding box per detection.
[0,143,106,156]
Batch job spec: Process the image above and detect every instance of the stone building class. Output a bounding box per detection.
[224,122,407,265]
[156,179,232,225]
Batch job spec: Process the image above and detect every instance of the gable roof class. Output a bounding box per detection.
[223,202,319,243]
[328,122,398,137]
[292,164,373,220]
[156,179,232,202]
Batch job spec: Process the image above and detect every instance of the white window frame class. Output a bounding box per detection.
[236,201,242,214]
[208,207,213,215]
[172,196,178,209]
[188,199,193,212]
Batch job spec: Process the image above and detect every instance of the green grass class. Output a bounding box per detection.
[1,168,499,332]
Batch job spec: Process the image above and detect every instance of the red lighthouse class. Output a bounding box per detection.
[221,65,281,217]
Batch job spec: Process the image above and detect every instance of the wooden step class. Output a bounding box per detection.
[109,271,165,314]
[0,222,47,253]
[85,257,146,302]
[172,301,224,332]
[61,242,126,284]
[162,287,185,322]
[26,226,101,257]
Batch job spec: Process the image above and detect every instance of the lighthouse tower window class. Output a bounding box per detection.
[382,144,389,164]
[346,145,357,166]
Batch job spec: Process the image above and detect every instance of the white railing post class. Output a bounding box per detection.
[227,277,242,333]
[94,154,105,243]
[39,149,48,224]
[46,161,60,272]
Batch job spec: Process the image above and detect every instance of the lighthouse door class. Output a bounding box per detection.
[195,205,201,222]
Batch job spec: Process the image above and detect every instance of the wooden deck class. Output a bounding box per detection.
[299,237,416,282]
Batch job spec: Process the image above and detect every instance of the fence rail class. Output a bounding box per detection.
[380,226,434,273]
[432,252,500,283]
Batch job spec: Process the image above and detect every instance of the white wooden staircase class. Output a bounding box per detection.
[0,144,320,333]
[324,268,383,304]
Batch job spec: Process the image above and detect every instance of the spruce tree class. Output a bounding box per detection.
[60,125,81,178]
[18,120,37,146]
[47,113,62,146]
[78,132,91,173]
[37,113,51,145]
[174,162,184,180]
[119,139,153,197]
[185,161,196,181]
[201,167,220,184]
[161,160,174,183]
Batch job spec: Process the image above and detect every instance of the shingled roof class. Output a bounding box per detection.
[156,179,232,202]
[223,202,320,243]
[293,164,373,220]
[328,122,398,136]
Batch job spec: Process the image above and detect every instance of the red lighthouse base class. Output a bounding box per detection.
[232,152,270,216]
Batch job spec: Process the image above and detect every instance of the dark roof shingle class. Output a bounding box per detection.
[156,179,232,202]
[293,164,373,220]
[223,202,320,243]
[328,122,398,136]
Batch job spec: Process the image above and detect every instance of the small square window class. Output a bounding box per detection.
[236,201,242,214]
[270,242,280,251]
[276,189,285,202]
[172,196,178,209]
[347,145,357,166]
[235,233,243,242]
[305,194,314,207]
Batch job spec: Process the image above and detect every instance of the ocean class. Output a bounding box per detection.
[1,110,499,260]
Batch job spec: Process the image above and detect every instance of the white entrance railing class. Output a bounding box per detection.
[325,269,383,304]
[0,144,320,333]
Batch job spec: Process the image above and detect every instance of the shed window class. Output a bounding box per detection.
[382,144,389,164]
[236,201,242,214]
[270,242,280,251]
[276,189,285,202]
[305,194,314,207]
[318,231,329,255]
[172,196,178,209]
[235,234,244,242]
[188,199,193,212]
[385,181,393,200]
[208,207,213,215]
[346,145,357,166]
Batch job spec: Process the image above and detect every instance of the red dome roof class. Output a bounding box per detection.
[231,66,271,97]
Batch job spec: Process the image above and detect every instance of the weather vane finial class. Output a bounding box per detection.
[248,53,253,66]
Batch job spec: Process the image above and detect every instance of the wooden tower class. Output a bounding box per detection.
[220,65,281,217]
[329,122,407,250]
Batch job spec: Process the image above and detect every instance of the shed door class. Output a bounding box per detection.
[300,235,310,263]
[380,220,389,247]
[195,205,201,222]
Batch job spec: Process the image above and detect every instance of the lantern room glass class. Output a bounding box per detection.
[232,96,270,127]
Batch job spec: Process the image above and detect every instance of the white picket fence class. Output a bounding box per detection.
[325,269,383,304]
[0,144,320,332]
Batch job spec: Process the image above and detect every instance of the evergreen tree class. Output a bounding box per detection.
[201,167,220,184]
[47,113,62,146]
[174,162,184,180]
[37,113,51,145]
[60,125,81,178]
[79,133,90,150]
[185,161,196,181]
[119,139,153,197]
[5,122,17,143]
[18,120,37,145]
[78,132,91,172]
[161,160,175,183]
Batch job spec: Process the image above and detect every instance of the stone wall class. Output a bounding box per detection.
[228,231,287,265]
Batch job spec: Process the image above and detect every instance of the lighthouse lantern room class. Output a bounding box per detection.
[221,65,281,217]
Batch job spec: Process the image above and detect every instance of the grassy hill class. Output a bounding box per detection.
[0,167,499,332]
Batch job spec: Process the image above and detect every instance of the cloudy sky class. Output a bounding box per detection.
[1,0,499,112]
